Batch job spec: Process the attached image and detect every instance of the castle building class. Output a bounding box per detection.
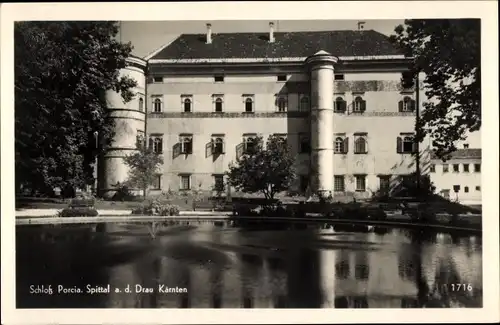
[101,22,434,199]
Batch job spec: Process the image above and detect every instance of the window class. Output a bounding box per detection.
[334,96,347,113]
[181,96,193,113]
[464,186,469,193]
[299,133,310,154]
[334,74,344,80]
[453,164,459,172]
[152,97,162,113]
[277,74,287,82]
[334,175,345,192]
[138,97,144,111]
[463,164,469,172]
[354,134,368,154]
[475,186,481,191]
[136,130,145,149]
[398,96,416,112]
[273,133,288,149]
[379,175,391,192]
[153,174,162,190]
[149,135,163,154]
[352,96,366,113]
[299,175,309,192]
[244,96,254,112]
[334,136,348,154]
[463,143,469,149]
[213,174,224,192]
[213,95,224,113]
[299,95,310,112]
[212,135,225,155]
[243,135,257,153]
[453,185,461,193]
[179,134,193,154]
[153,76,163,83]
[443,164,449,173]
[397,134,416,154]
[474,163,481,172]
[276,96,288,112]
[355,175,366,191]
[180,174,191,191]
[214,75,224,82]
[430,164,436,173]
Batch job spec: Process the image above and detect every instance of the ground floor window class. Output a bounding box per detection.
[378,175,391,193]
[355,175,366,192]
[299,175,309,192]
[153,174,162,190]
[180,174,191,190]
[213,174,224,192]
[334,175,345,192]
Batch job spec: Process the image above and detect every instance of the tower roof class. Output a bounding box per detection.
[148,30,402,61]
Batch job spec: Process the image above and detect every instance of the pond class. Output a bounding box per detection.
[16,220,482,308]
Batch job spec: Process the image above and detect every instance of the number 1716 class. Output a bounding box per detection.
[449,284,473,291]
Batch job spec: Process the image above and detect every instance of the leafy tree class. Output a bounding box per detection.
[123,138,164,199]
[226,135,296,200]
[390,19,480,159]
[15,21,137,196]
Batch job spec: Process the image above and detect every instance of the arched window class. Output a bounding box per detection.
[153,137,163,153]
[213,137,224,154]
[245,98,254,112]
[215,98,223,112]
[354,137,367,154]
[153,98,162,113]
[334,97,346,112]
[335,137,345,153]
[353,96,366,113]
[183,98,192,113]
[244,136,256,152]
[181,135,193,154]
[399,96,416,112]
[300,96,310,112]
[277,97,287,112]
[138,98,144,111]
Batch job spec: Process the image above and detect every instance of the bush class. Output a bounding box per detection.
[367,206,388,221]
[130,200,180,216]
[59,207,98,218]
[111,182,136,202]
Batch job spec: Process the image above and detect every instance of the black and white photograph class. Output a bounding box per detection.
[1,1,498,324]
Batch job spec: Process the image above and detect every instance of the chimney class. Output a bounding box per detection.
[357,21,366,31]
[269,22,275,43]
[206,23,212,44]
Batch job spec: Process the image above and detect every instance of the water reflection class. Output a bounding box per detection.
[16,221,482,308]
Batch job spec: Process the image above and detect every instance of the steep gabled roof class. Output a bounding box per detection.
[149,30,402,61]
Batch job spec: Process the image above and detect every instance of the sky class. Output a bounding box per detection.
[118,20,404,58]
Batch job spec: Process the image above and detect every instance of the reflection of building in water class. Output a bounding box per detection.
[331,237,419,308]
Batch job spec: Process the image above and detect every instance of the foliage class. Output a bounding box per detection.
[390,19,480,159]
[226,135,296,200]
[59,207,99,218]
[391,173,436,198]
[130,200,180,216]
[110,182,136,201]
[123,140,164,199]
[15,21,137,195]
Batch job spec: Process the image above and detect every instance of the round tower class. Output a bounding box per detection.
[305,50,338,198]
[100,56,147,199]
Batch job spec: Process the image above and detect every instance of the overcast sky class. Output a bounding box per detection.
[118,20,404,58]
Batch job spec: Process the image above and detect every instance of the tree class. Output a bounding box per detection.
[123,138,164,199]
[15,21,137,196]
[226,135,296,200]
[390,19,480,159]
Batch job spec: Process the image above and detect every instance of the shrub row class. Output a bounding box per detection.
[59,207,99,218]
[131,200,180,216]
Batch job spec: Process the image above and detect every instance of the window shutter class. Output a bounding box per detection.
[342,100,347,112]
[158,138,163,153]
[398,100,403,112]
[360,100,366,112]
[364,138,368,154]
[396,137,402,153]
[412,140,418,154]
[149,137,154,149]
[236,143,245,160]
[172,142,181,159]
[410,100,416,112]
[205,141,212,158]
[344,137,349,153]
[333,100,337,111]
